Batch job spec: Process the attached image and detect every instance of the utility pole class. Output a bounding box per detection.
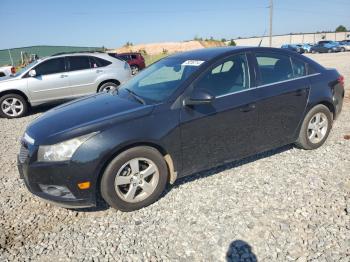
[269,0,273,47]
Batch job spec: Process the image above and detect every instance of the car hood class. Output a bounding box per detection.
[0,75,20,83]
[26,92,154,145]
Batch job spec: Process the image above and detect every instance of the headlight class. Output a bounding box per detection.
[37,132,97,162]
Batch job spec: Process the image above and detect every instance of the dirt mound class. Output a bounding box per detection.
[113,40,226,55]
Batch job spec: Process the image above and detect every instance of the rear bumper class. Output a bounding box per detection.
[17,155,97,208]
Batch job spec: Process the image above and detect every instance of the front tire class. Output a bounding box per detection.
[295,105,333,150]
[0,94,28,118]
[98,82,119,93]
[100,146,168,211]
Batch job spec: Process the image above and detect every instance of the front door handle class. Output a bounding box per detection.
[60,74,68,78]
[240,103,256,112]
[96,70,103,73]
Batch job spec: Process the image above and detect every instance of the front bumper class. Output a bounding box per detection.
[17,143,97,208]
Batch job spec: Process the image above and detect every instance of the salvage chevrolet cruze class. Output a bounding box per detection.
[18,47,344,211]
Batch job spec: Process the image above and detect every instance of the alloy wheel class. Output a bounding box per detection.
[101,85,117,92]
[114,158,159,203]
[1,98,24,117]
[307,112,329,144]
[131,66,139,75]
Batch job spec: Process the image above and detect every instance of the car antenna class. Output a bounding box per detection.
[258,29,267,47]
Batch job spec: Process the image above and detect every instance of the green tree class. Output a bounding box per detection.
[228,39,236,46]
[336,25,347,32]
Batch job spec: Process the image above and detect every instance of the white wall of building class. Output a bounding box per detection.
[234,32,350,47]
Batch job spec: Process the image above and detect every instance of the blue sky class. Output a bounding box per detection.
[1,0,349,49]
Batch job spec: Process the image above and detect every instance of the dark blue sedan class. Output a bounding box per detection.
[18,47,345,211]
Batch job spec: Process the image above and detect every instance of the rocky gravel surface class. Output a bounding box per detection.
[1,53,350,261]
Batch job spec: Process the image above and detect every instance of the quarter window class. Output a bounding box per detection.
[90,57,111,68]
[195,54,250,97]
[34,58,66,76]
[255,53,293,85]
[291,58,306,78]
[68,56,91,71]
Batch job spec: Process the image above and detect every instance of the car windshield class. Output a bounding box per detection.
[119,57,204,103]
[12,60,40,77]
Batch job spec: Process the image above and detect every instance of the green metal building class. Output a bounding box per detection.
[0,45,104,66]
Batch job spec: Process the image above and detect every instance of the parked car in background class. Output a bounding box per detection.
[317,40,331,45]
[317,41,345,52]
[296,44,312,53]
[339,40,350,51]
[310,43,340,53]
[18,47,344,211]
[0,52,131,118]
[109,52,146,75]
[0,66,16,78]
[281,44,304,54]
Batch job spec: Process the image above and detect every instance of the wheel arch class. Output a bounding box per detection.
[96,141,177,193]
[314,100,336,119]
[97,79,121,92]
[0,89,30,105]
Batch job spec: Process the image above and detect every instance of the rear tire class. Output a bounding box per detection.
[0,94,28,118]
[130,65,139,75]
[295,105,333,150]
[98,82,119,93]
[100,146,168,211]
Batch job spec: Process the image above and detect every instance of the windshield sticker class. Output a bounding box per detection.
[182,60,205,66]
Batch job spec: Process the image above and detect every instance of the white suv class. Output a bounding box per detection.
[0,52,132,118]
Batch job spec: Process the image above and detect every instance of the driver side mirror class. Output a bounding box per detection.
[184,89,214,106]
[28,69,37,77]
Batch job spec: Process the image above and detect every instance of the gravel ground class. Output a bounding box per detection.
[1,52,349,261]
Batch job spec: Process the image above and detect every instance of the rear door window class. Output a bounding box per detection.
[68,56,91,71]
[34,58,66,76]
[255,53,293,85]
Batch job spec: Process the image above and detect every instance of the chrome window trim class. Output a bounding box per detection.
[215,73,320,99]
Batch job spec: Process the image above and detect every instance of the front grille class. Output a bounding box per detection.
[19,143,29,163]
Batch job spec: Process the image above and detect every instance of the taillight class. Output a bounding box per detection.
[11,66,16,74]
[338,75,344,87]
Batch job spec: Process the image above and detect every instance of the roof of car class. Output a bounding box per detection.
[37,52,113,62]
[167,46,291,61]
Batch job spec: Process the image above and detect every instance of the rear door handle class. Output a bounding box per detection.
[60,74,68,78]
[96,70,103,73]
[240,103,256,112]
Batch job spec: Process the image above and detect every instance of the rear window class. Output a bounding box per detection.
[68,56,91,71]
[119,55,130,61]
